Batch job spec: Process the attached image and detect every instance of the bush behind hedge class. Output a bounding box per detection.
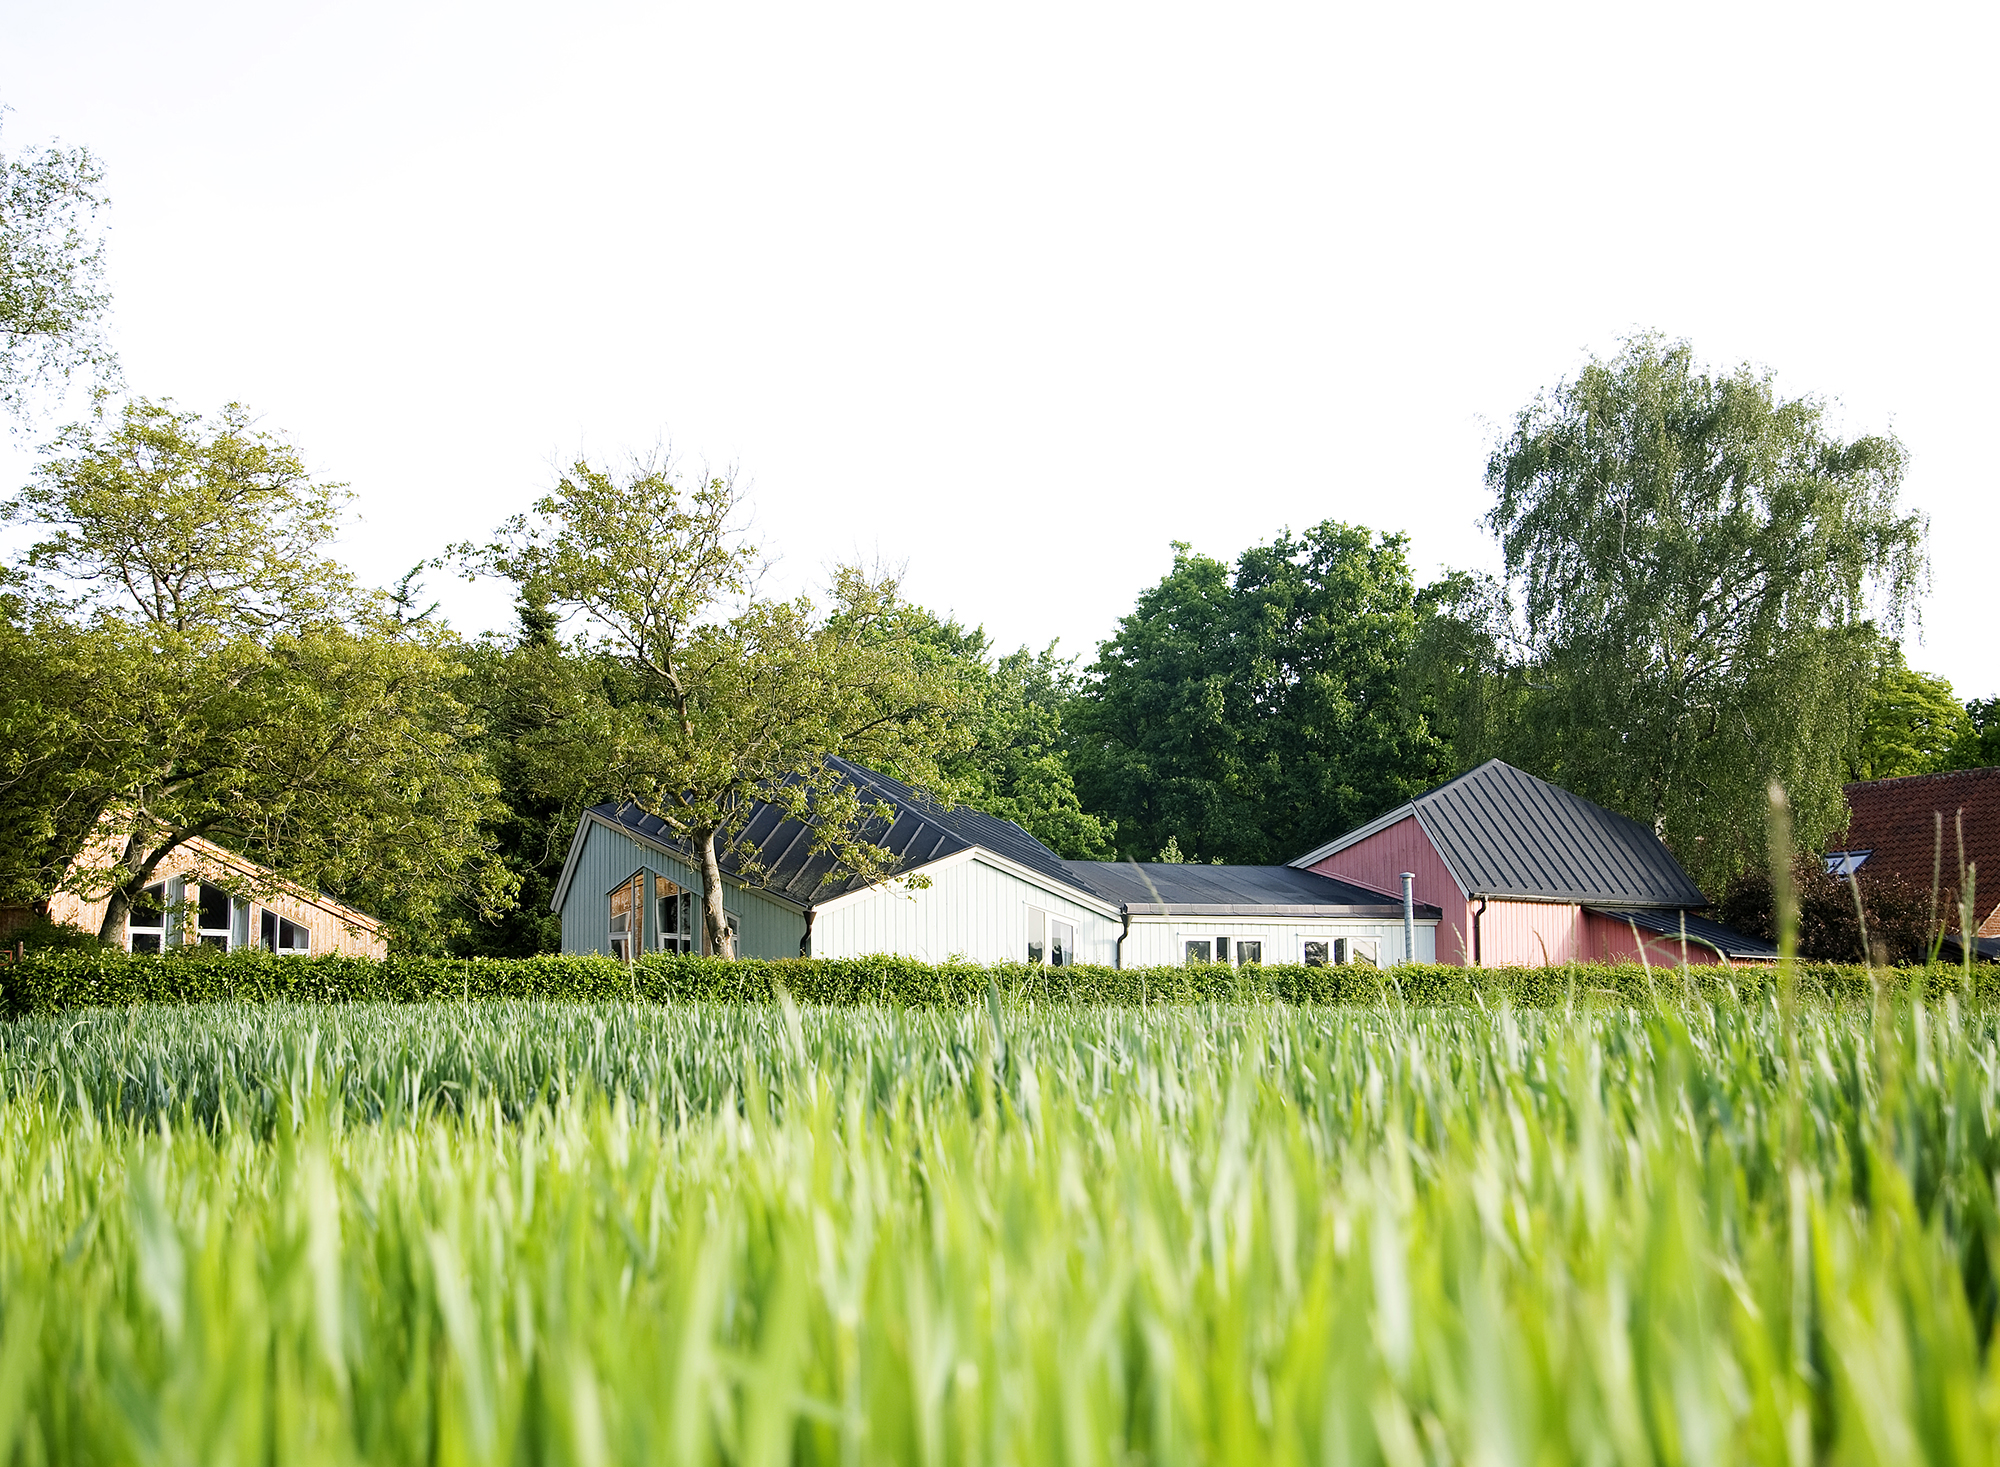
[2,947,1991,1016]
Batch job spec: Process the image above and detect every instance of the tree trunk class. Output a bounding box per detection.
[696,827,733,958]
[96,829,154,945]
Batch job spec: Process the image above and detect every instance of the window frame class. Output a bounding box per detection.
[258,906,312,955]
[127,881,169,954]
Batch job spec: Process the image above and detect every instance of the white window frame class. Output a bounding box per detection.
[1183,937,1214,965]
[193,883,234,951]
[127,881,169,953]
[1334,936,1381,968]
[258,907,312,955]
[1233,938,1263,966]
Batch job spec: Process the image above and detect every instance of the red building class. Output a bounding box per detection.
[1289,760,1773,967]
[1826,766,2000,961]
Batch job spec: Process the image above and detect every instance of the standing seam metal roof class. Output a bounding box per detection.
[1408,760,1708,907]
[580,755,1099,906]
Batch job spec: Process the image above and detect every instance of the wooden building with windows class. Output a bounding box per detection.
[1289,759,1775,966]
[47,834,388,958]
[552,758,1440,967]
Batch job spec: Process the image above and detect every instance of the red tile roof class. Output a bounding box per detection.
[1831,767,2000,936]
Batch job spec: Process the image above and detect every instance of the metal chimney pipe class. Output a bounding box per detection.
[1399,872,1416,965]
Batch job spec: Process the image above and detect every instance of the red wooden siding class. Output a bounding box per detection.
[1473,899,1582,967]
[1307,815,1472,964]
[1582,911,1729,966]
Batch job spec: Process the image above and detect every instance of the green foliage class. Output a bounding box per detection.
[1072,522,1449,863]
[1717,857,1941,963]
[1850,644,1971,780]
[0,115,117,419]
[1469,333,1928,891]
[893,610,1114,858]
[1944,696,2000,771]
[0,400,514,946]
[462,454,976,954]
[0,996,1996,1460]
[0,946,1968,1016]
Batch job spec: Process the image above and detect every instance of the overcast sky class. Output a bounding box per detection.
[4,0,1993,692]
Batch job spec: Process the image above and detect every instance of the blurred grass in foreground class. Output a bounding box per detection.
[0,995,1995,1464]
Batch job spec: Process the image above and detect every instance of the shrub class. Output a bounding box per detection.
[0,946,1983,1017]
[1716,859,1940,962]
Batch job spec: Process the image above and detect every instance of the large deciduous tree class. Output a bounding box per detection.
[1,399,512,946]
[1069,521,1447,864]
[465,455,973,957]
[1478,333,1927,890]
[1,116,117,420]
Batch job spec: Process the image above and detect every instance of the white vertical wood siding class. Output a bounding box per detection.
[1118,916,1437,967]
[811,856,1117,964]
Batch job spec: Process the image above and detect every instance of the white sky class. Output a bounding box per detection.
[4,1,1994,692]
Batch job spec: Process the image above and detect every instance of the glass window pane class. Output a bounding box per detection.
[1185,940,1212,965]
[130,932,162,954]
[198,883,230,932]
[1051,920,1074,967]
[261,909,278,949]
[1303,941,1329,968]
[1236,940,1262,965]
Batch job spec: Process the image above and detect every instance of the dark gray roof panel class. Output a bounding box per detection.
[587,756,1096,905]
[1416,761,1708,907]
[1587,907,1778,961]
[1059,861,1443,917]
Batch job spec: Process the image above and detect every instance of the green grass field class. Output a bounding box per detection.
[0,994,1995,1464]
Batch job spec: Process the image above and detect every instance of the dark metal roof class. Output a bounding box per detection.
[1411,760,1708,907]
[1587,907,1779,961]
[1059,861,1443,918]
[582,756,1099,906]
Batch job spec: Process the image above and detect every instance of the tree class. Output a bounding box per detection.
[892,611,1114,859]
[1477,334,1927,891]
[1943,698,2000,772]
[465,454,974,956]
[1,115,117,420]
[1070,522,1448,864]
[1849,646,1970,781]
[443,590,591,956]
[1,399,512,946]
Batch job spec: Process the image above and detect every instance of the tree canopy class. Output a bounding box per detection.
[1069,521,1447,864]
[1470,333,1928,889]
[0,399,511,946]
[1850,646,1971,782]
[463,454,975,955]
[0,116,116,420]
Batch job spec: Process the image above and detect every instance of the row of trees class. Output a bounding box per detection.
[0,110,1975,952]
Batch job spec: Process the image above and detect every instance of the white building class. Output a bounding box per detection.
[552,758,1437,968]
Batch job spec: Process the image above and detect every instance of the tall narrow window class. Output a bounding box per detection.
[128,882,168,953]
[1049,918,1074,967]
[656,876,695,953]
[1025,906,1048,964]
[609,878,636,961]
[195,884,232,950]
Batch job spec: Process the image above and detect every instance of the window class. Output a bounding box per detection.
[195,884,233,950]
[1824,850,1872,878]
[1025,905,1048,964]
[608,876,640,961]
[258,908,311,954]
[1235,939,1262,965]
[1184,939,1213,965]
[1303,940,1329,968]
[1335,937,1380,968]
[1049,918,1074,967]
[128,882,168,953]
[1216,935,1230,963]
[656,876,695,953]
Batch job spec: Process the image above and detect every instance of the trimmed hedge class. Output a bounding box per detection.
[1,947,1992,1016]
